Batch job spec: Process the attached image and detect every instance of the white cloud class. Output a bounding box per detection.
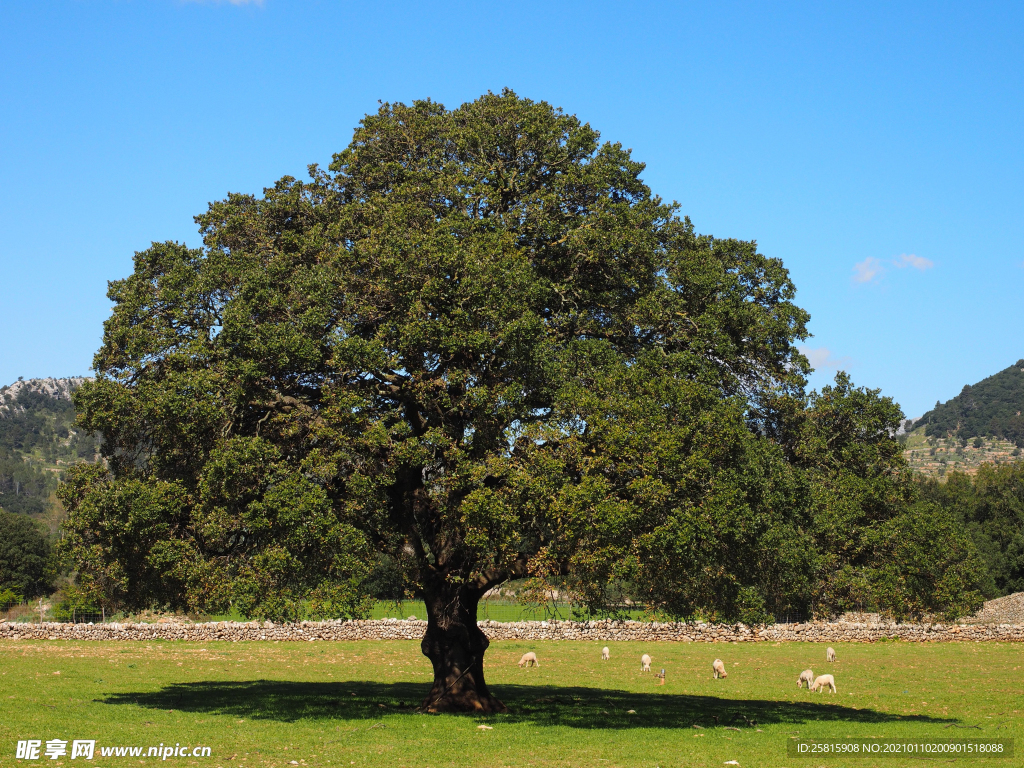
[852,257,884,284]
[853,253,934,285]
[798,345,852,372]
[894,253,934,271]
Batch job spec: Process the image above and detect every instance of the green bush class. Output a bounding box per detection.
[51,583,101,622]
[0,587,22,611]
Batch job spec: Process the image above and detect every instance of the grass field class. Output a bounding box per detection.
[5,600,648,626]
[1,639,1020,767]
[366,601,646,623]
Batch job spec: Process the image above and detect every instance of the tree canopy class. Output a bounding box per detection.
[917,461,1024,596]
[59,91,980,712]
[0,510,51,598]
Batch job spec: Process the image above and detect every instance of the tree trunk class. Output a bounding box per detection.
[419,581,506,713]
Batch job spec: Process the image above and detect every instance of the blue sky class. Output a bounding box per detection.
[2,0,1021,417]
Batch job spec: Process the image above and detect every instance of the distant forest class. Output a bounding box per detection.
[918,462,1024,597]
[0,380,100,517]
[916,360,1024,447]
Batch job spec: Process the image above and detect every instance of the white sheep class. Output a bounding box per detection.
[797,669,814,689]
[518,652,539,668]
[826,646,836,662]
[712,659,727,679]
[640,653,652,672]
[810,674,836,693]
[601,646,610,661]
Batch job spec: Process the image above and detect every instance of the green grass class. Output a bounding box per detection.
[1,639,1021,767]
[367,600,646,622]
[9,600,645,624]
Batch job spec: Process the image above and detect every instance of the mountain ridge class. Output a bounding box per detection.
[0,376,98,524]
[914,360,1024,447]
[0,377,91,416]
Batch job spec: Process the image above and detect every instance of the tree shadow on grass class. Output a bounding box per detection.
[103,681,950,730]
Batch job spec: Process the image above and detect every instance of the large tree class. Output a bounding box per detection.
[61,91,820,711]
[788,373,985,620]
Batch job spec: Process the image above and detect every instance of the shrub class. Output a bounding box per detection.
[0,587,22,611]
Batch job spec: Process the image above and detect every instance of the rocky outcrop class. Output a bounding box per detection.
[2,617,1023,643]
[0,377,90,415]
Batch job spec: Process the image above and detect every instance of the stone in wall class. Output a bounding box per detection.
[1,617,1023,643]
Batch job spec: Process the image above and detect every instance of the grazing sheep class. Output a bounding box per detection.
[640,654,652,672]
[797,669,814,689]
[810,674,836,693]
[601,646,610,661]
[712,659,727,679]
[826,647,836,662]
[518,652,539,668]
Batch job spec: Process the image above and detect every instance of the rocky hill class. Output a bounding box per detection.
[0,377,97,526]
[903,360,1024,478]
[0,377,89,416]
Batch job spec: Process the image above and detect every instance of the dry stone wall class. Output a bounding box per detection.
[963,592,1024,625]
[2,618,1024,643]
